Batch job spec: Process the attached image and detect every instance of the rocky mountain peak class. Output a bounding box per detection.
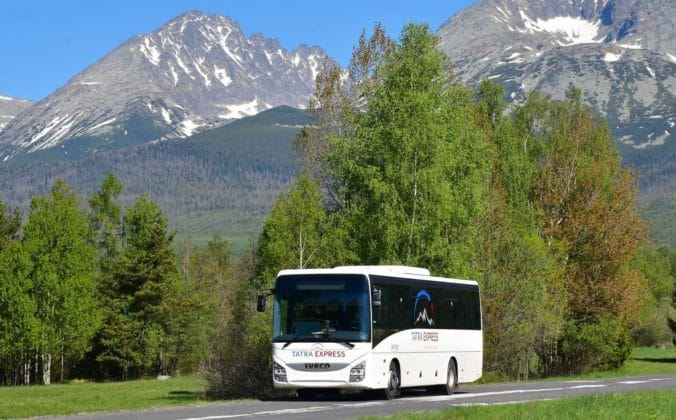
[0,11,330,161]
[437,0,675,155]
[0,94,32,134]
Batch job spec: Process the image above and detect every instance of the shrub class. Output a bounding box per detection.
[559,318,632,373]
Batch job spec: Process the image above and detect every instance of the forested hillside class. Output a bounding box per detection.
[0,106,306,250]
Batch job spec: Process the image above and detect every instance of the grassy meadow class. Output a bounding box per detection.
[361,390,676,420]
[0,375,204,418]
[0,346,673,418]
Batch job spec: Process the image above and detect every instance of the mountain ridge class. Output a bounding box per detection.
[0,11,328,161]
[436,0,675,158]
[0,94,32,134]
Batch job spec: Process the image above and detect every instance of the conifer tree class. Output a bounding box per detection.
[89,173,123,259]
[97,194,208,378]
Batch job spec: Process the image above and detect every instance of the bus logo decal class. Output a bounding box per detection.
[413,289,436,327]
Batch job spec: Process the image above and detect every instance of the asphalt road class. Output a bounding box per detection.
[50,374,675,420]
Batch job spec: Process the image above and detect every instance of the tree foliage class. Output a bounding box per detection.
[327,24,490,277]
[94,194,210,379]
[0,201,21,253]
[0,22,665,390]
[257,172,354,286]
[234,25,653,387]
[22,180,100,383]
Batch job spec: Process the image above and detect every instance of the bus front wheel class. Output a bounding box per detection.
[383,361,400,400]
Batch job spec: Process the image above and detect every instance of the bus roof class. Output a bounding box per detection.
[276,265,478,286]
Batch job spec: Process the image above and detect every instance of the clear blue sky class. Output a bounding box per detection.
[0,1,476,101]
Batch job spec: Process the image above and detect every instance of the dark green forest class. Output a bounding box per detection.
[1,24,674,394]
[0,106,307,253]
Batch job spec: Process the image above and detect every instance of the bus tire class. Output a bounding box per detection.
[442,359,458,395]
[383,361,400,400]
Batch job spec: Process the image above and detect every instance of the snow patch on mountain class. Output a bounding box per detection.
[617,43,642,49]
[87,117,117,133]
[161,108,172,124]
[645,65,655,78]
[604,51,622,62]
[214,66,231,86]
[636,131,669,149]
[219,99,269,119]
[178,119,200,136]
[517,10,602,46]
[140,37,161,66]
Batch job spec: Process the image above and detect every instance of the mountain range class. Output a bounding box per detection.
[438,0,674,160]
[437,0,676,246]
[0,11,326,161]
[0,1,673,247]
[0,94,32,133]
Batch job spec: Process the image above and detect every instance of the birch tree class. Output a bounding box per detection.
[22,180,99,384]
[331,23,490,276]
[256,172,354,287]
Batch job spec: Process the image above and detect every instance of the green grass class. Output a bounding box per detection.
[545,345,676,381]
[360,390,676,419]
[0,347,673,418]
[0,375,205,418]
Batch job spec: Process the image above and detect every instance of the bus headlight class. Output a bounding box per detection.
[273,362,287,382]
[349,361,365,382]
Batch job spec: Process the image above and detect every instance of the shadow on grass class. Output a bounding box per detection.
[153,390,204,403]
[633,358,676,364]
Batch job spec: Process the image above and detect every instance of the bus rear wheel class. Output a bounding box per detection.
[383,361,400,400]
[441,360,457,395]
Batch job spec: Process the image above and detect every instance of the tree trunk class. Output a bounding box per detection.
[34,351,39,384]
[42,352,51,385]
[23,352,30,385]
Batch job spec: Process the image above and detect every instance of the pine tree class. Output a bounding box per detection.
[98,194,208,378]
[88,173,123,259]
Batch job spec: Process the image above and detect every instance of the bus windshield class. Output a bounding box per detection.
[273,274,371,344]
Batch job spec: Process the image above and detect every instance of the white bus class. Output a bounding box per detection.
[256,266,482,399]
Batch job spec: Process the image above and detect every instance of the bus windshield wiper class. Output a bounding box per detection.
[340,340,355,349]
[282,333,327,349]
[311,329,355,348]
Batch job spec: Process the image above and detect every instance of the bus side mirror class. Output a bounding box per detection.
[256,289,274,312]
[256,294,267,312]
